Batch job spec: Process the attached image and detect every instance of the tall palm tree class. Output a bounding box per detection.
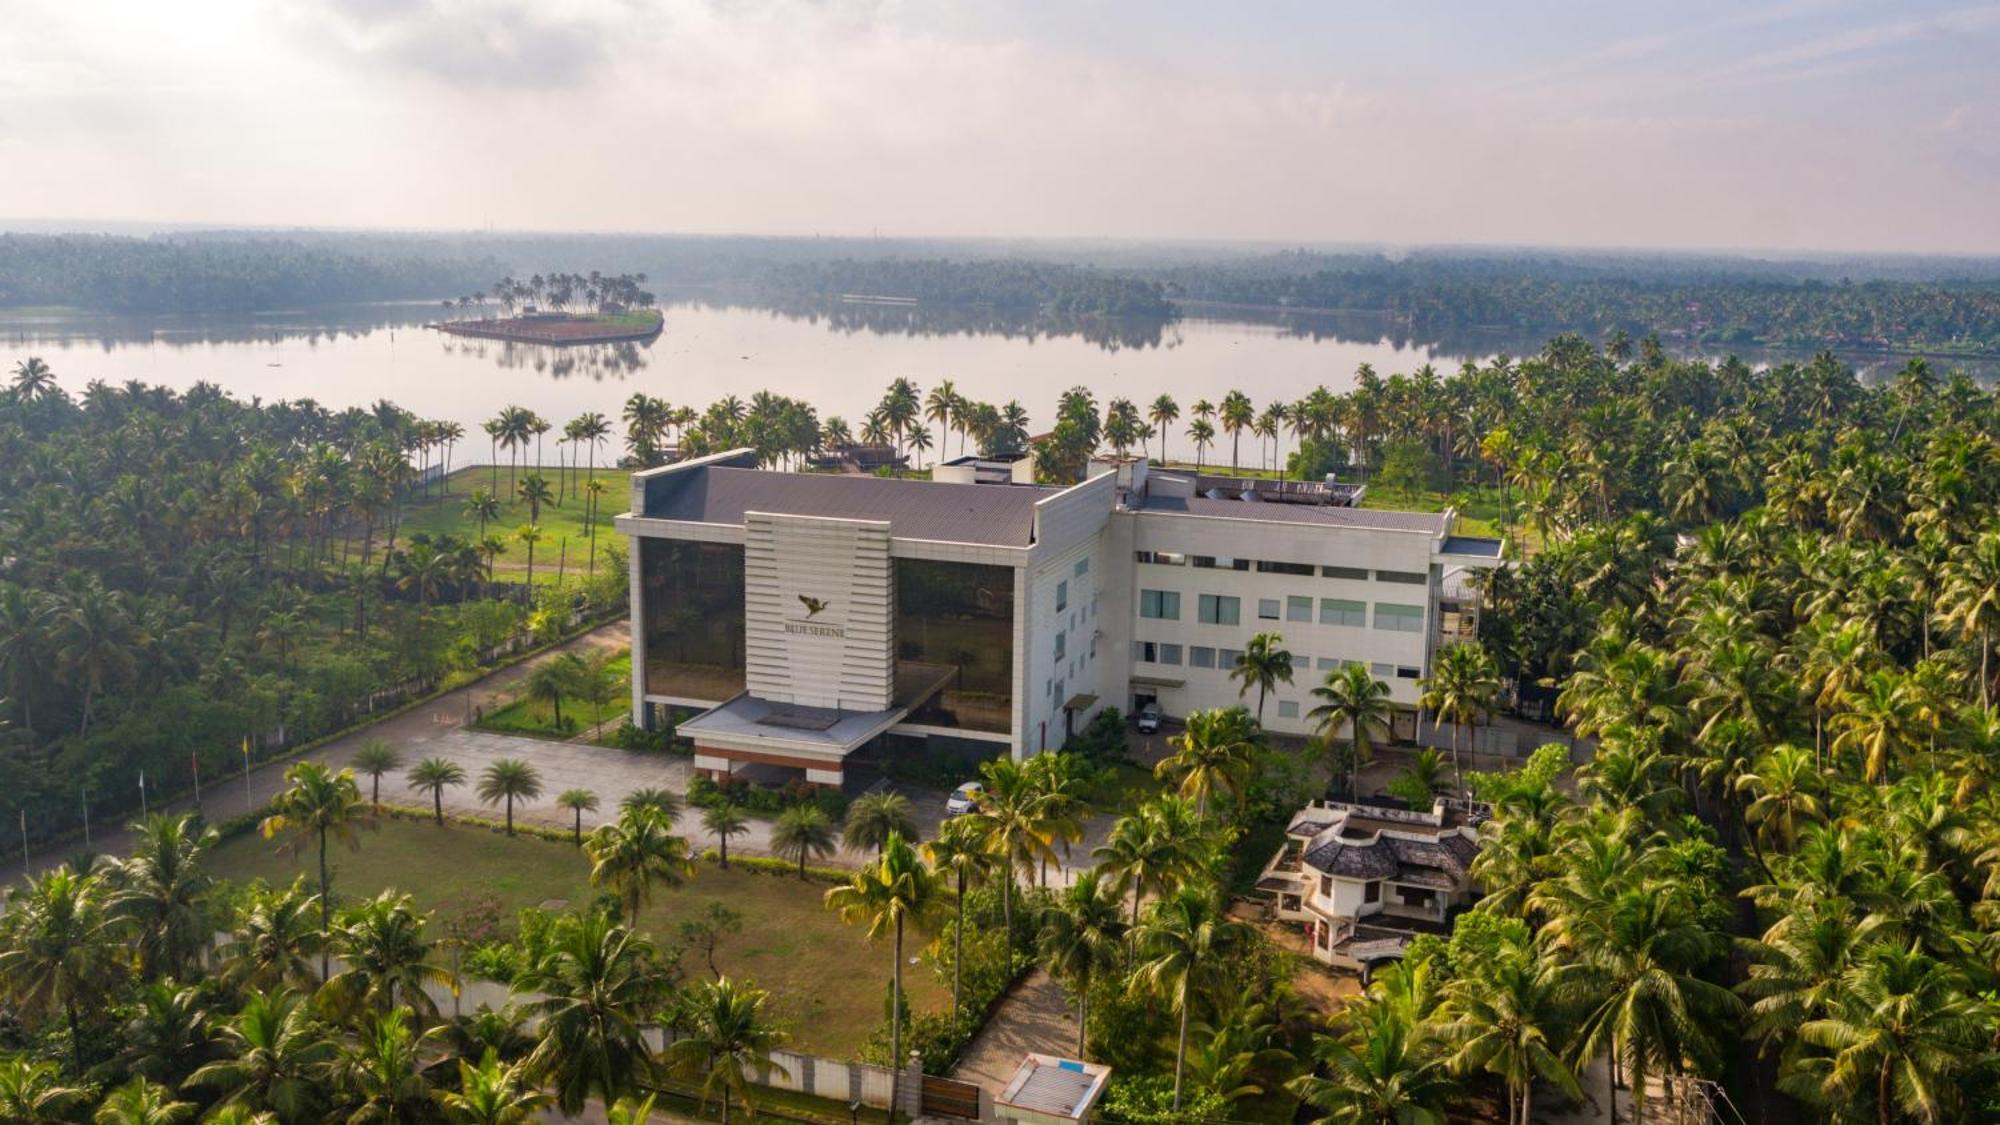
[260,761,369,980]
[621,786,683,820]
[438,1049,551,1125]
[1187,418,1215,470]
[1148,394,1180,465]
[923,814,997,1015]
[843,791,917,856]
[662,977,790,1125]
[1795,944,1989,1124]
[1133,886,1252,1111]
[1219,390,1254,474]
[515,523,543,585]
[350,740,403,811]
[701,802,751,868]
[1309,663,1396,801]
[825,834,938,1114]
[515,474,556,525]
[556,789,599,846]
[1418,644,1501,795]
[1939,529,2000,708]
[0,1057,89,1122]
[773,804,839,879]
[1156,707,1260,819]
[586,806,695,921]
[1436,953,1581,1125]
[1037,871,1126,1057]
[322,891,454,1021]
[464,490,502,545]
[0,866,122,1074]
[1288,1006,1455,1125]
[518,910,669,1115]
[1094,796,1212,930]
[218,878,323,995]
[972,758,1056,972]
[330,1008,435,1124]
[108,812,218,981]
[406,757,466,826]
[1229,631,1294,724]
[476,759,543,835]
[1735,745,1826,855]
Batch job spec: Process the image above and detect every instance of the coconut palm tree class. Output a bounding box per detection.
[0,1057,89,1122]
[1288,1006,1455,1125]
[556,789,598,846]
[701,802,750,868]
[1939,529,2000,708]
[842,791,917,856]
[329,1008,435,1124]
[107,812,218,981]
[260,761,369,980]
[972,758,1057,973]
[585,806,695,921]
[476,759,542,836]
[1219,390,1254,474]
[1187,418,1215,470]
[1418,643,1501,795]
[515,474,555,525]
[1436,952,1580,1125]
[923,814,997,1015]
[1133,886,1252,1111]
[438,1049,551,1125]
[406,758,465,826]
[0,866,122,1074]
[1309,663,1396,801]
[773,804,839,879]
[825,834,938,1114]
[1037,870,1126,1057]
[350,740,403,811]
[517,910,669,1115]
[1093,795,1213,930]
[218,878,322,996]
[515,524,543,585]
[1148,394,1180,465]
[662,977,790,1125]
[1795,944,1990,1124]
[322,891,455,1021]
[1735,745,1826,855]
[92,1078,193,1125]
[1156,707,1260,819]
[620,786,683,820]
[1229,632,1294,724]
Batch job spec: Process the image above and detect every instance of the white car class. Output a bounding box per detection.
[1135,704,1163,734]
[945,781,986,816]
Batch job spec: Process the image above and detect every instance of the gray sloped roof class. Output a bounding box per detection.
[1306,832,1478,881]
[1303,839,1400,879]
[643,466,1052,547]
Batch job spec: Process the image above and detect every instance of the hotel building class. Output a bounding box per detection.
[616,450,1502,787]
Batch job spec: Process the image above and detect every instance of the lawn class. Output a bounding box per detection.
[476,650,631,739]
[206,819,949,1058]
[363,466,627,583]
[1152,460,1514,541]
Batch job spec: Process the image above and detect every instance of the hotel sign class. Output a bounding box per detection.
[787,594,846,637]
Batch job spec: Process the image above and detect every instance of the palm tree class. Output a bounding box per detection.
[260,761,369,980]
[825,834,938,1114]
[92,1078,193,1125]
[107,812,218,981]
[1735,745,1826,855]
[620,786,684,820]
[1229,631,1294,724]
[923,814,998,1015]
[662,977,790,1125]
[515,524,543,585]
[1156,707,1259,818]
[1037,871,1126,1057]
[1187,418,1216,470]
[525,657,578,731]
[1418,643,1501,795]
[477,759,543,835]
[556,789,599,846]
[0,1057,89,1122]
[1094,796,1212,930]
[438,1049,551,1125]
[1148,394,1180,465]
[773,804,839,879]
[518,910,669,1115]
[1219,390,1254,474]
[9,356,58,403]
[973,758,1057,973]
[330,1008,435,1124]
[843,791,917,856]
[322,891,455,1021]
[187,988,336,1122]
[1796,944,1989,1124]
[702,802,751,868]
[406,757,466,826]
[218,878,322,996]
[586,806,695,921]
[1309,663,1396,800]
[1436,953,1581,1125]
[1939,529,2000,707]
[1289,1006,1455,1125]
[350,740,403,811]
[515,474,556,525]
[1133,886,1252,1111]
[0,867,122,1074]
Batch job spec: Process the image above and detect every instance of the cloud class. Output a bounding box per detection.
[287,0,623,87]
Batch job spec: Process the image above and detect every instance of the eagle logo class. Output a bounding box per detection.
[798,595,830,619]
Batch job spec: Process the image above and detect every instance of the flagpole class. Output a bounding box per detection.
[18,810,27,869]
[139,770,148,818]
[243,736,254,809]
[192,752,202,808]
[81,788,90,848]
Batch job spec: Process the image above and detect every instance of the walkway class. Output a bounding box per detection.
[949,969,1078,1097]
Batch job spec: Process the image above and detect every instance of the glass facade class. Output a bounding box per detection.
[895,559,1015,734]
[641,538,746,701]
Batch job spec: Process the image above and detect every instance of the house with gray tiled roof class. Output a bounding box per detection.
[1254,798,1483,970]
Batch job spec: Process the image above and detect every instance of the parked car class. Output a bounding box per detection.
[945,781,986,816]
[1135,704,1163,734]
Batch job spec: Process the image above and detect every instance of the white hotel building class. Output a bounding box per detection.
[616,450,1502,787]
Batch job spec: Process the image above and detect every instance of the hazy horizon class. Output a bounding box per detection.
[5,2,1998,254]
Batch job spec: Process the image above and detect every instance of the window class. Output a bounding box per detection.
[1374,603,1425,633]
[1190,646,1216,669]
[1321,565,1370,581]
[1074,557,1090,577]
[1218,648,1242,668]
[1198,595,1241,625]
[1286,595,1313,623]
[1140,590,1181,620]
[1316,656,1340,671]
[1056,580,1068,612]
[1136,550,1186,566]
[1054,632,1066,660]
[1257,598,1281,620]
[1370,662,1395,678]
[1397,666,1421,680]
[1159,643,1182,666]
[1277,701,1300,719]
[1364,881,1381,904]
[1320,598,1367,627]
[1257,560,1315,576]
[1319,875,1332,898]
[1377,569,1428,585]
[1191,556,1250,571]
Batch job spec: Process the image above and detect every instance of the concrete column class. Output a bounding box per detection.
[628,537,648,727]
[899,1057,926,1120]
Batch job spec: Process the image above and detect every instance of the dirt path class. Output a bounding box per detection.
[949,969,1079,1096]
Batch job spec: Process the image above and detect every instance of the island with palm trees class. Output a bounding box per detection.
[433,272,663,345]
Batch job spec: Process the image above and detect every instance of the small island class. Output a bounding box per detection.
[431,270,664,345]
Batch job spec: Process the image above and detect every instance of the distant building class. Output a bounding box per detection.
[1253,798,1483,970]
[615,450,1502,788]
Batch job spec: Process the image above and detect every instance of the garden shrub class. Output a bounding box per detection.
[1101,1075,1231,1124]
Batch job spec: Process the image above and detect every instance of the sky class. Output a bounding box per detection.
[2,0,1997,254]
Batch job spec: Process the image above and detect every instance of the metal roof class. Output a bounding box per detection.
[1136,493,1449,533]
[998,1057,1110,1121]
[1441,535,1504,557]
[642,466,1052,547]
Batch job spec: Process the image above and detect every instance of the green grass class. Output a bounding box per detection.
[1090,760,1163,814]
[374,466,626,583]
[476,651,631,739]
[207,819,948,1058]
